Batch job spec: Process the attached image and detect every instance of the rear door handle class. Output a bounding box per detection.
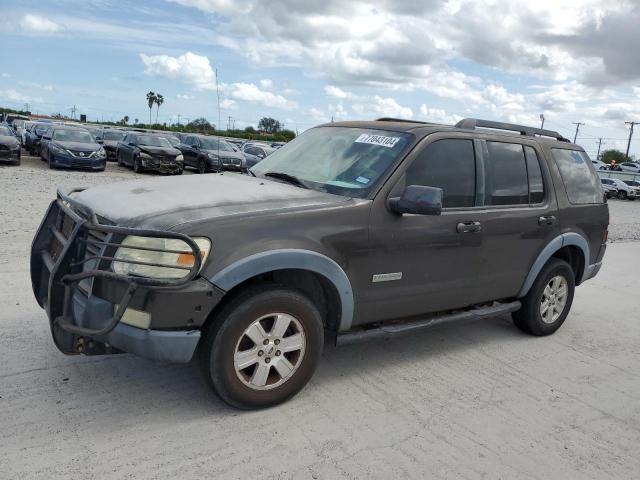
[457,221,482,233]
[538,215,556,226]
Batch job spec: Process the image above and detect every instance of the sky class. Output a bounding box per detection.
[1,0,640,157]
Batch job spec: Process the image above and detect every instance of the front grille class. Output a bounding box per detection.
[69,150,95,158]
[0,145,9,152]
[49,210,75,262]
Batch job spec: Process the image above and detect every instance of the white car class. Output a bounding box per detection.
[620,162,640,173]
[591,159,609,170]
[601,177,640,200]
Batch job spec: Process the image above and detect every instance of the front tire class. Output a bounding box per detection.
[198,158,207,174]
[618,190,627,200]
[133,155,143,173]
[200,284,324,409]
[513,258,575,336]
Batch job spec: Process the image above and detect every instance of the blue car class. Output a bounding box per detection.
[40,126,107,171]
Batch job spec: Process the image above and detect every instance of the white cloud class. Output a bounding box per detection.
[1,73,9,78]
[220,98,237,109]
[140,51,216,90]
[20,14,64,35]
[0,89,43,104]
[226,82,297,109]
[351,96,413,119]
[324,85,352,99]
[419,105,462,124]
[176,93,195,100]
[260,79,274,90]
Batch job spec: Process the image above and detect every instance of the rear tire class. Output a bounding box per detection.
[513,258,575,336]
[618,191,627,200]
[198,158,206,174]
[200,284,324,409]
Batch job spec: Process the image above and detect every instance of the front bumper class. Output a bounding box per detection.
[141,156,183,173]
[30,189,223,363]
[0,147,21,161]
[51,152,106,170]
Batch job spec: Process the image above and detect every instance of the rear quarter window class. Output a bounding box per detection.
[552,149,603,204]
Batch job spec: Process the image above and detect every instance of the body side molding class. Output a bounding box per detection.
[209,249,354,331]
[517,232,590,298]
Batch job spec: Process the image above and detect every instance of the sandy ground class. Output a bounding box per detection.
[1,154,639,479]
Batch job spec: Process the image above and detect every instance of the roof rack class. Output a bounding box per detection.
[455,118,569,142]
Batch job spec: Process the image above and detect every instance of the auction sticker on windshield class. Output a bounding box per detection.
[355,134,400,148]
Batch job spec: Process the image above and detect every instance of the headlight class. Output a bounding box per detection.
[96,147,106,158]
[50,143,65,154]
[176,154,184,162]
[140,152,153,159]
[112,236,211,279]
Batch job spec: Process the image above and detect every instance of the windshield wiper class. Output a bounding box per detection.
[264,172,308,189]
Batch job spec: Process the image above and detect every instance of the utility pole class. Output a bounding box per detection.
[625,121,639,159]
[69,105,77,120]
[228,116,232,131]
[596,138,604,160]
[24,103,30,113]
[539,114,545,129]
[572,122,584,143]
[177,114,181,126]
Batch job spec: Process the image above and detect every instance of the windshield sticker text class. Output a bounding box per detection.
[355,134,400,148]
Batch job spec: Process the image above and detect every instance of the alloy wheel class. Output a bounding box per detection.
[540,275,568,324]
[233,313,306,391]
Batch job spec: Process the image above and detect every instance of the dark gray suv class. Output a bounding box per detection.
[31,118,608,409]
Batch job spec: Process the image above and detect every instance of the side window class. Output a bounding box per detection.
[484,142,529,205]
[552,149,603,204]
[524,146,545,204]
[405,139,476,208]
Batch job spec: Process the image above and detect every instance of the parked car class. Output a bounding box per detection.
[95,128,126,161]
[39,126,107,170]
[116,132,184,174]
[242,142,275,169]
[600,177,639,200]
[0,125,22,165]
[30,117,608,409]
[600,182,618,199]
[178,134,224,173]
[591,159,609,171]
[619,162,640,173]
[25,122,53,156]
[187,137,245,171]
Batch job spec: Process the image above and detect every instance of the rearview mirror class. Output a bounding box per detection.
[388,185,443,216]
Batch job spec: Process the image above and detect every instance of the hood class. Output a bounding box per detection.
[0,135,20,147]
[139,145,181,157]
[55,141,100,152]
[73,173,348,229]
[203,149,243,159]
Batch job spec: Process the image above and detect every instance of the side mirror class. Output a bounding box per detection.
[388,185,443,216]
[128,142,136,146]
[258,153,265,159]
[96,139,104,144]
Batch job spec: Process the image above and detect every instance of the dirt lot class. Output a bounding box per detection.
[1,153,639,479]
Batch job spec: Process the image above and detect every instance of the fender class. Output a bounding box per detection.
[517,232,590,298]
[209,249,354,331]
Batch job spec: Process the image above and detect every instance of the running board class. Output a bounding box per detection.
[336,301,521,346]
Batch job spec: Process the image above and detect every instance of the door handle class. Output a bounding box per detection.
[457,221,482,233]
[538,215,556,226]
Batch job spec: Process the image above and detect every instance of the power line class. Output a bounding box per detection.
[596,138,604,160]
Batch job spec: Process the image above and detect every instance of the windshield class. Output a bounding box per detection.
[103,131,126,141]
[0,126,12,136]
[35,125,49,135]
[53,129,94,143]
[251,126,413,197]
[138,135,171,147]
[164,136,180,146]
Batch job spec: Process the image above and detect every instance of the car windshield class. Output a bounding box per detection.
[251,126,413,197]
[35,125,49,135]
[0,126,12,136]
[53,129,94,143]
[199,138,220,150]
[164,136,180,146]
[625,181,640,186]
[138,135,171,147]
[103,131,126,141]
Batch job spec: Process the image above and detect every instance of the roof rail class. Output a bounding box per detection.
[375,117,431,125]
[455,118,569,142]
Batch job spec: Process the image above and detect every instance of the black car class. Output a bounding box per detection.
[31,117,608,409]
[0,125,22,165]
[178,134,225,173]
[241,142,276,169]
[116,132,184,174]
[40,126,107,170]
[95,128,126,161]
[25,122,52,156]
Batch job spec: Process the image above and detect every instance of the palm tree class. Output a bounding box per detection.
[134,118,139,125]
[146,91,156,125]
[155,94,164,125]
[123,115,129,125]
